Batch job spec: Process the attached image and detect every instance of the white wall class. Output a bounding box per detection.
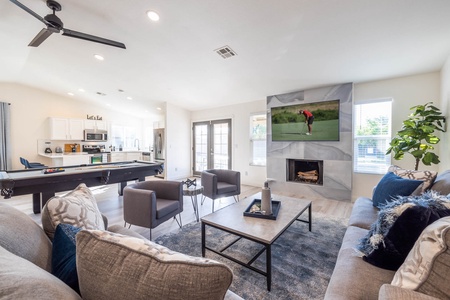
[440,54,450,170]
[0,82,163,169]
[191,100,267,187]
[165,102,191,180]
[352,72,442,199]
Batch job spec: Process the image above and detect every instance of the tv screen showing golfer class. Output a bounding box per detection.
[271,99,340,141]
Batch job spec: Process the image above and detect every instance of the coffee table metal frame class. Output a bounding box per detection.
[201,195,312,291]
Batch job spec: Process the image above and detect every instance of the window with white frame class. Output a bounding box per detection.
[250,113,267,166]
[354,99,392,174]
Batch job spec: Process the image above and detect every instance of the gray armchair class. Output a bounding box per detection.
[123,180,183,240]
[201,169,240,213]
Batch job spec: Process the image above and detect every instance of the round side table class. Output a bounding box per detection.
[183,185,204,222]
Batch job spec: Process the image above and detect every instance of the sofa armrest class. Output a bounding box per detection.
[379,284,440,300]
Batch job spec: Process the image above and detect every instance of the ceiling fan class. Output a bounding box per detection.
[10,0,126,49]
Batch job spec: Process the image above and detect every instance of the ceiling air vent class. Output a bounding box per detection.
[215,46,237,59]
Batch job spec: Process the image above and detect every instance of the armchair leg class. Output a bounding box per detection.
[124,222,131,229]
[149,229,152,241]
[233,195,239,202]
[212,200,215,213]
[174,214,182,228]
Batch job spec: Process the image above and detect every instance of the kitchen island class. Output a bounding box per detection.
[0,161,163,214]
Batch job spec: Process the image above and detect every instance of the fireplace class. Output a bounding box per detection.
[287,159,323,185]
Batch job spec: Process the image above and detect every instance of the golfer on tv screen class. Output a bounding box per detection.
[299,109,314,135]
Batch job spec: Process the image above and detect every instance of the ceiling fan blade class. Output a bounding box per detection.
[9,0,48,26]
[28,27,57,47]
[62,29,126,49]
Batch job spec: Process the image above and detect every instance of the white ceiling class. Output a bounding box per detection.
[2,0,450,118]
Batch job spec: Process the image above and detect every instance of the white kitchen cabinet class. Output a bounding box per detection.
[126,152,141,161]
[49,118,84,140]
[62,154,90,166]
[84,120,107,131]
[110,152,126,162]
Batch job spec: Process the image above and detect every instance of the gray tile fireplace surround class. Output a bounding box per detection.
[267,83,353,201]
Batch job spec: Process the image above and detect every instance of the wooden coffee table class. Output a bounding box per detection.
[201,193,312,291]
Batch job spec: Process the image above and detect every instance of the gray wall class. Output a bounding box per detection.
[267,83,353,201]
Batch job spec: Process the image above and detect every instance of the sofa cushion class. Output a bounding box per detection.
[392,216,450,299]
[76,230,233,300]
[430,170,450,195]
[379,284,440,300]
[52,223,82,294]
[348,197,378,230]
[41,183,105,240]
[388,165,438,194]
[372,172,423,208]
[0,245,82,300]
[0,202,52,272]
[324,226,396,300]
[363,205,450,270]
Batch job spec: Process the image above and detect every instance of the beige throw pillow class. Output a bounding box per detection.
[391,216,450,299]
[41,183,105,240]
[76,230,233,300]
[388,165,438,194]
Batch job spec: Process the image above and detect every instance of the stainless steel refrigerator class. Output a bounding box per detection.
[153,128,165,177]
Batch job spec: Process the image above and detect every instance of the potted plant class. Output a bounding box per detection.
[386,102,446,171]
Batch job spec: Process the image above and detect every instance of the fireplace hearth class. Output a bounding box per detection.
[287,159,323,185]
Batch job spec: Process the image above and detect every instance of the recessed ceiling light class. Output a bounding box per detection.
[127,96,133,100]
[94,54,104,61]
[156,107,162,110]
[67,92,74,96]
[147,11,160,21]
[78,88,85,92]
[106,103,111,107]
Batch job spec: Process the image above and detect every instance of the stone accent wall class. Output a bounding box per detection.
[267,83,353,201]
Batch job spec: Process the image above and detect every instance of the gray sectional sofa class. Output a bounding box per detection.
[324,170,450,300]
[0,197,242,300]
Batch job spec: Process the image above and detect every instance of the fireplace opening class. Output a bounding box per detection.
[287,159,323,185]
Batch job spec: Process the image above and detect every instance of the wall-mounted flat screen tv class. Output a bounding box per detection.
[271,99,340,141]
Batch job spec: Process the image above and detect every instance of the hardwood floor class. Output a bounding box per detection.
[3,178,353,240]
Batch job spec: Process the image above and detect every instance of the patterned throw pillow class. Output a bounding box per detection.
[391,216,450,299]
[41,183,105,240]
[76,230,233,300]
[388,165,438,194]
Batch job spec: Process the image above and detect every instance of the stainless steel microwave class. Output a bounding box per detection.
[84,129,108,142]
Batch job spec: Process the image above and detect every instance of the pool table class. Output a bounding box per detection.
[0,161,163,214]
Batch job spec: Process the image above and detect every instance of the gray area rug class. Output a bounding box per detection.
[155,213,347,300]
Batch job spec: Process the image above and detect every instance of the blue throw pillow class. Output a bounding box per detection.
[52,223,81,294]
[372,172,423,208]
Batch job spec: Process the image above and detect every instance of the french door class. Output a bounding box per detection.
[193,119,232,176]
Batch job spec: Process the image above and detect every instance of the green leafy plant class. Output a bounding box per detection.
[386,102,446,171]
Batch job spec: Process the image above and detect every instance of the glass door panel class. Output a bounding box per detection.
[193,119,231,176]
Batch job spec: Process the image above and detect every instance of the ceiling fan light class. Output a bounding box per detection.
[147,11,160,21]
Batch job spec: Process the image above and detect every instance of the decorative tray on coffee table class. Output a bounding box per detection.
[243,199,281,220]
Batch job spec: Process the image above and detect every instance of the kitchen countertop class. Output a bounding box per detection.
[39,150,147,159]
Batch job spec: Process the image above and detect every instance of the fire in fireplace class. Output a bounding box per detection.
[286,159,324,185]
